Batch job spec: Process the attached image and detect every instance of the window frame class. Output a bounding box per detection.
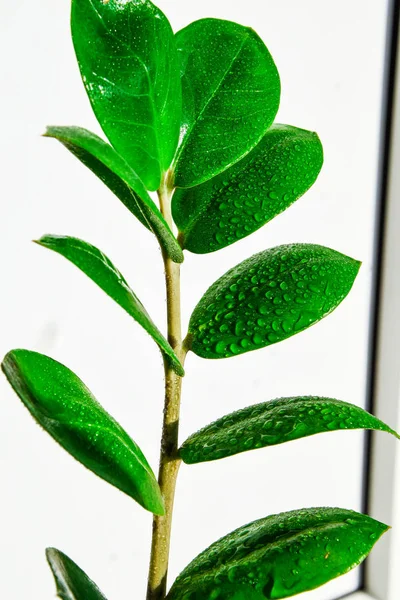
[348,1,400,599]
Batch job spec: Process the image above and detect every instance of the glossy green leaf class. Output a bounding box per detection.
[167,507,388,600]
[173,18,280,188]
[1,350,164,514]
[188,244,360,359]
[173,125,323,254]
[71,0,181,191]
[46,548,108,600]
[44,126,183,264]
[180,396,400,464]
[35,235,184,376]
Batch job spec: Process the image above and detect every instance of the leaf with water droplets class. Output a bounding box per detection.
[167,507,388,600]
[173,125,323,254]
[46,548,108,600]
[187,244,360,359]
[1,350,165,515]
[71,0,181,191]
[35,235,184,376]
[44,126,183,264]
[180,396,400,464]
[173,18,280,188]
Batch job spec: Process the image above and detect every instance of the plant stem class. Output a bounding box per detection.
[146,175,187,600]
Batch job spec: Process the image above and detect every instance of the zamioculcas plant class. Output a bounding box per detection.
[2,1,399,599]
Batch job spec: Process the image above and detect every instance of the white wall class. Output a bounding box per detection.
[0,1,389,599]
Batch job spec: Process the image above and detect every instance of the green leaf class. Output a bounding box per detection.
[44,126,183,264]
[173,125,323,254]
[167,508,388,600]
[46,548,108,600]
[188,244,360,359]
[173,18,280,188]
[2,350,164,515]
[35,235,184,377]
[71,0,181,191]
[180,396,400,464]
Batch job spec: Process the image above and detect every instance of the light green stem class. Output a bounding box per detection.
[146,175,187,600]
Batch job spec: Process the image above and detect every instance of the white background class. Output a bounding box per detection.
[0,1,390,599]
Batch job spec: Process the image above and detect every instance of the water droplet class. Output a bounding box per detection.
[268,332,279,343]
[235,321,245,336]
[215,341,227,355]
[253,333,263,345]
[244,437,254,449]
[272,320,281,332]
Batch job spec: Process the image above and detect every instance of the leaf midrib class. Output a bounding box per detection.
[173,30,249,170]
[84,0,162,171]
[179,134,299,242]
[173,521,347,592]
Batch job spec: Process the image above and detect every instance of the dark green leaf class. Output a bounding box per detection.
[46,548,108,600]
[180,396,400,464]
[2,350,164,514]
[188,244,360,359]
[173,18,280,188]
[173,125,323,254]
[35,235,184,377]
[44,126,183,264]
[71,0,181,191]
[167,508,388,600]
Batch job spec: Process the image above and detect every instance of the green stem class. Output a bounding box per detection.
[146,175,187,600]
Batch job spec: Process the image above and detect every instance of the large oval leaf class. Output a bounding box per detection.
[167,508,388,600]
[173,125,323,254]
[173,18,280,188]
[46,548,108,600]
[187,244,360,359]
[1,350,164,515]
[71,0,181,191]
[45,126,183,264]
[180,396,400,464]
[35,235,184,376]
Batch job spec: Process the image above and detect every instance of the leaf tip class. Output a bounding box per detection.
[45,547,58,565]
[1,349,19,380]
[33,234,59,249]
[42,126,56,139]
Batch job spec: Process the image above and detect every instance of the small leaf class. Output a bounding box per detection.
[188,244,360,359]
[44,126,183,264]
[71,0,182,191]
[2,350,164,514]
[173,18,280,188]
[180,396,400,464]
[173,125,323,254]
[35,235,184,376]
[167,508,388,600]
[46,547,108,600]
